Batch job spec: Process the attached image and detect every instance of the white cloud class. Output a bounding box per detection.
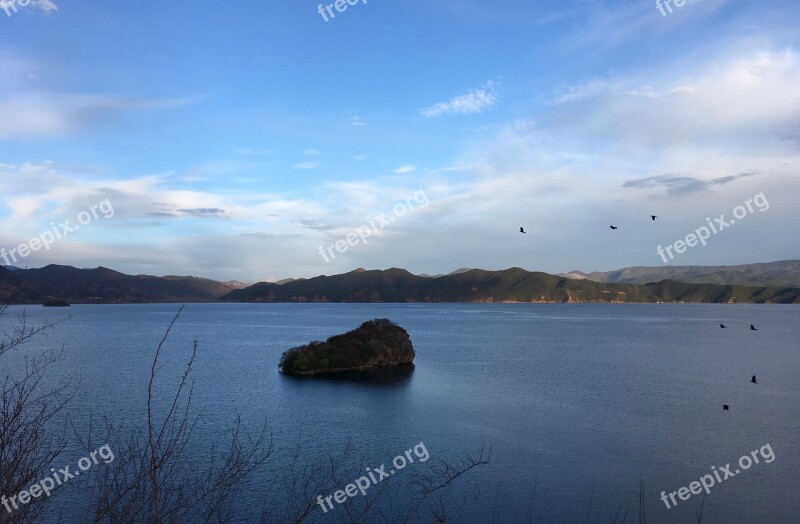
[345,115,367,126]
[293,161,321,170]
[32,0,57,13]
[0,161,446,279]
[420,82,498,118]
[549,48,800,149]
[2,37,798,279]
[0,160,330,234]
[552,0,733,54]
[394,165,416,174]
[0,93,198,139]
[235,148,274,156]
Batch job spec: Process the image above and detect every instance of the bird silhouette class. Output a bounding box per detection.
[720,324,727,329]
[610,225,618,230]
[723,405,730,411]
[751,324,758,331]
[651,215,657,221]
[751,375,758,384]
[519,227,526,234]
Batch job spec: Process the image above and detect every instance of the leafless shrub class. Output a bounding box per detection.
[1,302,494,523]
[0,301,72,524]
[80,306,271,523]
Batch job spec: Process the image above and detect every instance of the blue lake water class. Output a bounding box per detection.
[1,303,798,523]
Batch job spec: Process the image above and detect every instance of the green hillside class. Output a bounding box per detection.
[222,267,800,304]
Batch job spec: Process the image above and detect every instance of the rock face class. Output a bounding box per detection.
[279,319,415,375]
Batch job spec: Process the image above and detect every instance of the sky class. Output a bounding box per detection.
[0,0,798,282]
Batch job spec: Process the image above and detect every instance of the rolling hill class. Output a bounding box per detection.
[0,265,238,304]
[221,267,800,304]
[578,260,800,288]
[3,264,800,305]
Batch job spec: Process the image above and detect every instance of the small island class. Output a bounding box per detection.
[43,298,71,307]
[279,318,415,375]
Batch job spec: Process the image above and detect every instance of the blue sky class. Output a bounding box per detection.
[1,0,798,281]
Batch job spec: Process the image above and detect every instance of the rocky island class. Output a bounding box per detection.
[279,319,415,375]
[42,297,71,307]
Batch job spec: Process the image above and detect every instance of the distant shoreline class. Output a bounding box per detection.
[2,301,796,306]
[3,263,800,305]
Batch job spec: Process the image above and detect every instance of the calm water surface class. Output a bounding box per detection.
[2,304,798,523]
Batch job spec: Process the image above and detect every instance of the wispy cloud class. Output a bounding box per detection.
[420,81,498,118]
[622,172,759,196]
[293,161,321,170]
[235,148,274,156]
[297,219,336,232]
[548,49,800,148]
[31,0,57,14]
[395,165,416,174]
[174,208,228,218]
[33,0,57,13]
[345,115,367,126]
[0,93,199,139]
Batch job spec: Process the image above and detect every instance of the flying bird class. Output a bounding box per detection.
[751,375,758,384]
[720,324,727,329]
[520,227,526,234]
[651,215,658,221]
[610,225,618,230]
[723,405,730,411]
[751,324,758,331]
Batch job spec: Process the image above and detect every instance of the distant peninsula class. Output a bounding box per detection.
[279,319,415,375]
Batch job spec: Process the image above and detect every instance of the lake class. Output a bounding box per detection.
[1,303,798,523]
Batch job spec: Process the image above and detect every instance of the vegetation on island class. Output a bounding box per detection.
[42,297,70,307]
[279,318,416,375]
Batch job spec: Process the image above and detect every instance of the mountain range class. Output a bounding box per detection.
[2,262,799,304]
[0,265,238,303]
[561,260,800,288]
